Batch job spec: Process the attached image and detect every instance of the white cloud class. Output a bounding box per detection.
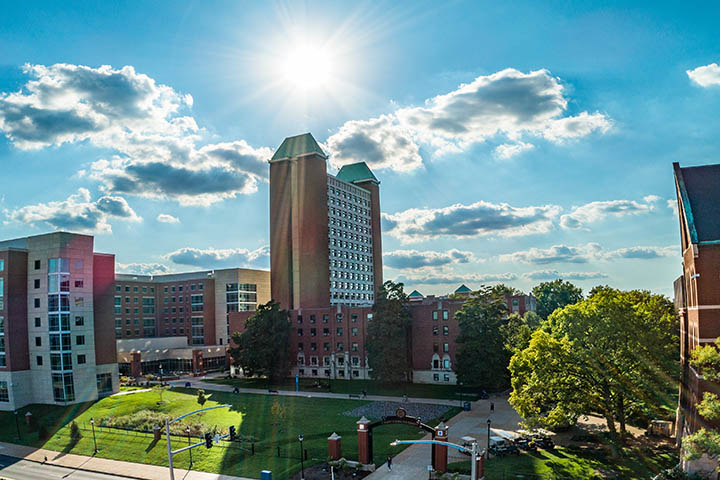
[501,243,676,264]
[0,64,272,205]
[325,115,422,172]
[5,188,140,234]
[157,214,180,224]
[384,249,475,269]
[165,246,270,269]
[383,200,561,243]
[326,68,611,173]
[116,263,172,275]
[394,271,517,286]
[560,199,655,230]
[494,141,534,160]
[667,198,679,215]
[687,63,720,87]
[523,270,607,281]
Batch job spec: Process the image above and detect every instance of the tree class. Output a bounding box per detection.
[454,286,510,390]
[229,300,292,384]
[531,279,583,319]
[366,280,413,383]
[501,311,542,354]
[490,284,524,297]
[70,421,82,443]
[197,389,207,406]
[509,288,678,447]
[683,338,720,465]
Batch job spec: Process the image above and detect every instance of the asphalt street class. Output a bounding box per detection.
[0,454,133,480]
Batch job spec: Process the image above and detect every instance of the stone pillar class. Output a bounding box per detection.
[357,416,372,465]
[433,422,449,472]
[130,352,142,377]
[192,350,204,375]
[328,432,342,460]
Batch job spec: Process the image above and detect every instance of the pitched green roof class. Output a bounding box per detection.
[455,284,472,293]
[336,162,379,184]
[408,289,424,298]
[271,133,326,161]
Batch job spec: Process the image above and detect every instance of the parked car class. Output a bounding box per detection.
[488,436,520,456]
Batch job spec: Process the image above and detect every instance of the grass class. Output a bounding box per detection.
[447,445,678,479]
[0,387,459,479]
[206,377,483,401]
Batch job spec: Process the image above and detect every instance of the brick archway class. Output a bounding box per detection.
[357,408,449,472]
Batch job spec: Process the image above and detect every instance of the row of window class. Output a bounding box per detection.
[297,368,362,378]
[115,282,205,294]
[330,217,371,235]
[432,325,451,336]
[329,207,371,226]
[298,355,363,366]
[30,258,84,273]
[296,313,366,324]
[297,341,360,352]
[331,292,373,302]
[297,327,360,337]
[226,283,257,292]
[329,252,374,267]
[328,182,371,204]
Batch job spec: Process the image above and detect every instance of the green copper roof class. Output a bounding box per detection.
[455,284,472,293]
[271,133,326,161]
[336,162,379,184]
[408,289,424,298]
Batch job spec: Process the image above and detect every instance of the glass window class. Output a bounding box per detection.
[443,326,449,336]
[443,310,449,321]
[77,354,86,364]
[0,381,8,402]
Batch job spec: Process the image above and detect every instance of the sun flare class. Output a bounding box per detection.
[280,43,334,90]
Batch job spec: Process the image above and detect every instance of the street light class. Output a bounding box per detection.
[486,418,491,457]
[14,411,20,440]
[298,433,305,480]
[186,426,193,467]
[90,418,98,454]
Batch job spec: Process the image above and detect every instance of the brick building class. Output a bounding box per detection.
[673,162,720,465]
[114,268,269,376]
[0,232,119,410]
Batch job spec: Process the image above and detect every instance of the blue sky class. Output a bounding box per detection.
[2,1,720,297]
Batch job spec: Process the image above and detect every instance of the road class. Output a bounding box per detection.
[0,454,130,480]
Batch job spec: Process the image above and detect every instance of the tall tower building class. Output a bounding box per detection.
[269,133,382,310]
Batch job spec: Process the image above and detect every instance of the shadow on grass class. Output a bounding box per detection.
[145,438,159,453]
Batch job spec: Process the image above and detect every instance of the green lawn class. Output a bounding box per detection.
[447,445,678,479]
[207,377,482,401]
[0,388,458,479]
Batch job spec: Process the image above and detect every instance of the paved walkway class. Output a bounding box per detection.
[0,442,252,480]
[170,379,464,407]
[365,394,523,480]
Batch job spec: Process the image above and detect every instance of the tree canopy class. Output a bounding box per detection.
[531,279,583,319]
[454,286,510,390]
[229,300,292,384]
[366,280,413,383]
[509,288,678,445]
[683,338,720,464]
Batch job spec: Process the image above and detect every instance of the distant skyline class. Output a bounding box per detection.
[2,1,720,297]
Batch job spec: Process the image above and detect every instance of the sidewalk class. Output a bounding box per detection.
[0,441,252,480]
[171,379,463,407]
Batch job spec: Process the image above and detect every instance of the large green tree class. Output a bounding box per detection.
[509,288,678,446]
[531,279,583,319]
[366,280,413,383]
[230,300,292,384]
[683,338,720,465]
[500,311,542,354]
[454,286,510,390]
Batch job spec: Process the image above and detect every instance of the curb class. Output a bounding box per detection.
[1,452,150,480]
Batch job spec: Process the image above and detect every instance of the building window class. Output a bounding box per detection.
[323,328,330,336]
[351,314,358,323]
[297,328,303,337]
[0,260,3,271]
[310,315,316,324]
[336,314,342,322]
[337,342,344,351]
[35,336,42,346]
[75,280,84,288]
[191,295,204,312]
[323,314,329,323]
[323,342,330,351]
[298,342,304,351]
[97,373,113,394]
[34,298,40,308]
[35,317,41,327]
[433,326,438,336]
[311,343,317,351]
[337,327,343,336]
[34,278,41,289]
[443,326,449,336]
[352,342,358,351]
[310,328,316,337]
[77,354,86,364]
[297,315,303,324]
[432,311,438,321]
[444,343,449,353]
[443,310,449,321]
[52,372,75,402]
[34,260,41,270]
[0,316,4,367]
[75,316,84,326]
[351,327,358,336]
[37,355,43,366]
[0,381,8,402]
[191,316,204,345]
[76,335,85,346]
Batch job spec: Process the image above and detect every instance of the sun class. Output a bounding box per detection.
[280,42,334,91]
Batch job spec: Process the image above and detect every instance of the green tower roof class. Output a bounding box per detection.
[455,284,472,293]
[271,133,326,161]
[408,289,424,298]
[336,162,379,184]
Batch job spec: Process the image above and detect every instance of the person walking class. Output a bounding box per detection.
[387,455,392,470]
[490,402,494,413]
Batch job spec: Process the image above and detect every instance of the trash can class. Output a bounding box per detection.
[463,401,471,411]
[261,470,272,480]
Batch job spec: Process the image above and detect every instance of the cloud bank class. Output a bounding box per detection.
[165,246,270,269]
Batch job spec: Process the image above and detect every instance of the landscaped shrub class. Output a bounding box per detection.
[70,421,82,443]
[100,410,206,436]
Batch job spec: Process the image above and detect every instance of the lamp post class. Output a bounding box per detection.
[14,411,20,440]
[186,426,193,467]
[486,418,491,457]
[298,433,305,480]
[90,418,98,454]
